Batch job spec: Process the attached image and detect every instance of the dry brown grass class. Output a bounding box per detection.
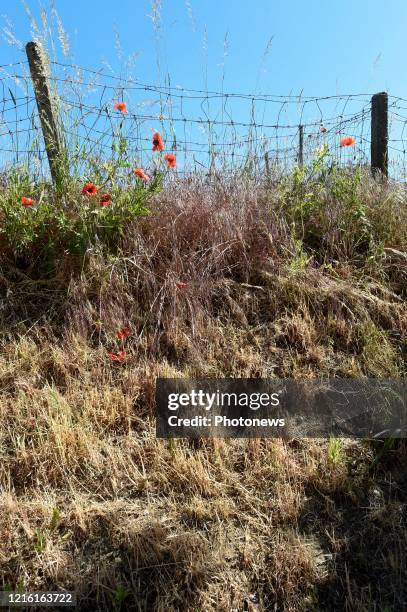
[0,172,406,610]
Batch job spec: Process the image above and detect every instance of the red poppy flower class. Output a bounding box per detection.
[108,350,126,362]
[133,168,150,182]
[21,197,34,206]
[99,193,112,206]
[152,132,164,152]
[114,102,128,114]
[164,153,177,169]
[176,281,187,289]
[117,327,131,341]
[340,136,356,147]
[320,126,327,133]
[82,183,98,196]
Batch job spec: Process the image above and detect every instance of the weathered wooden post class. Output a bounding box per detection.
[298,125,304,168]
[26,41,63,187]
[371,92,388,177]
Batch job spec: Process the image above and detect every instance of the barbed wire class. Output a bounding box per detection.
[0,58,406,179]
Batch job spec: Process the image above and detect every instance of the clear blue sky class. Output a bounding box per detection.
[3,0,407,98]
[2,0,407,176]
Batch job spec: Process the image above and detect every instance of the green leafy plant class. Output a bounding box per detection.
[328,438,344,465]
[0,164,163,272]
[114,586,131,607]
[32,528,47,554]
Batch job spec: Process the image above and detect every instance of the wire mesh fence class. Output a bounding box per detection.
[1,54,407,181]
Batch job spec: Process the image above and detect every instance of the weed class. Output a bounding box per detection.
[327,438,343,465]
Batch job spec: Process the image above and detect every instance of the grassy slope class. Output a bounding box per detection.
[0,170,406,611]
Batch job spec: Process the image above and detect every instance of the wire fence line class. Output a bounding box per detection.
[1,54,407,181]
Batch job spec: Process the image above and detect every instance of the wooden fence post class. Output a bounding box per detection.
[26,41,63,187]
[298,125,304,168]
[371,92,388,177]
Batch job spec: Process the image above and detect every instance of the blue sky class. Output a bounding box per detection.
[2,1,407,176]
[3,0,407,97]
